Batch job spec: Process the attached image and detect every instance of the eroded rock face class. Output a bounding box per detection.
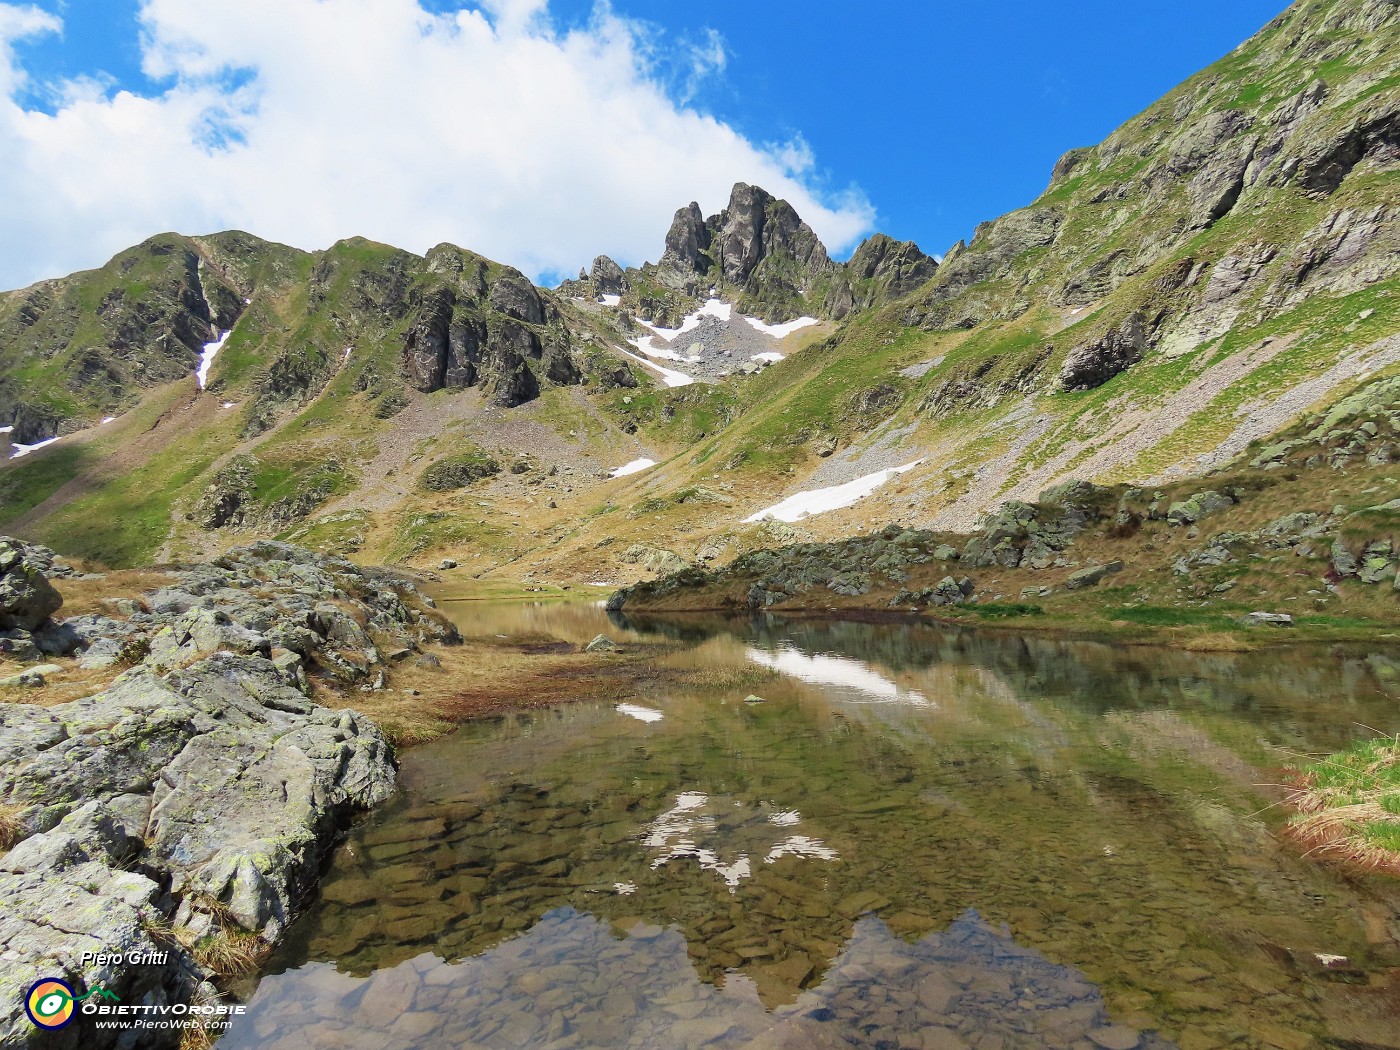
[589,255,627,296]
[0,863,207,1050]
[659,202,713,282]
[826,234,938,319]
[1058,313,1147,392]
[402,251,578,407]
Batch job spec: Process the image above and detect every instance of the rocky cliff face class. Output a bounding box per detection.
[403,246,580,407]
[906,0,1400,358]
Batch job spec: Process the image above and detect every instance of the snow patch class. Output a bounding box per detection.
[627,334,686,362]
[742,459,922,523]
[743,315,819,338]
[0,426,12,435]
[196,331,231,390]
[751,352,784,364]
[613,882,637,895]
[613,345,694,388]
[767,810,801,827]
[610,457,657,478]
[9,436,60,459]
[600,294,621,307]
[639,298,732,340]
[100,416,116,425]
[220,401,238,409]
[617,703,664,723]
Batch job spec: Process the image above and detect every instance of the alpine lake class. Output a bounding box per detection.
[217,601,1400,1050]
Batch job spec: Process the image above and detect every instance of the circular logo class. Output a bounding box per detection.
[25,979,77,1030]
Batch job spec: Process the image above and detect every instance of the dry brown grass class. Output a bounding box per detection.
[0,803,25,851]
[316,633,684,746]
[187,929,270,978]
[178,1023,218,1050]
[0,660,123,708]
[1288,801,1400,876]
[1170,631,1260,653]
[49,568,173,618]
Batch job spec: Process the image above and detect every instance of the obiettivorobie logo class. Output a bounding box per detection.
[23,977,245,1035]
[24,979,118,1030]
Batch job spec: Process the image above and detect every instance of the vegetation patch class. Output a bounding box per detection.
[1288,735,1400,875]
[966,603,1045,619]
[419,447,502,492]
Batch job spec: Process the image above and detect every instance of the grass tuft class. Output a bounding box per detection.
[1288,734,1400,875]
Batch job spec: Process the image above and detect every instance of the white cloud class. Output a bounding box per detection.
[0,0,874,290]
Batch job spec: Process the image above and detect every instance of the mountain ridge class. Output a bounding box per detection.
[0,0,1396,589]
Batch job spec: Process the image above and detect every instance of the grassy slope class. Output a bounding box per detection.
[3,0,1398,583]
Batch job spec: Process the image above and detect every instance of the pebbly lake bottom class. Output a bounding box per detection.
[217,603,1400,1050]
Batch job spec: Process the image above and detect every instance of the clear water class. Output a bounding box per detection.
[219,604,1400,1050]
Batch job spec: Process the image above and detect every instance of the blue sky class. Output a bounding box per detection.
[0,0,1289,288]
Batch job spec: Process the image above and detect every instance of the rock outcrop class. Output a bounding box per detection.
[1058,313,1147,391]
[0,654,394,1048]
[0,539,458,1046]
[402,248,579,407]
[825,234,938,319]
[653,183,836,322]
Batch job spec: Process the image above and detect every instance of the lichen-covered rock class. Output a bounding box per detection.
[0,865,207,1050]
[1065,561,1124,590]
[0,653,395,945]
[621,544,691,577]
[1166,491,1235,526]
[1241,611,1294,627]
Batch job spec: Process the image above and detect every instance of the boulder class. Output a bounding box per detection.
[1241,612,1294,627]
[931,576,975,607]
[1166,491,1233,526]
[0,536,63,631]
[1331,538,1360,577]
[1065,561,1124,590]
[585,635,620,653]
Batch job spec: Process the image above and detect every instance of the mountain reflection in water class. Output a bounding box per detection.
[217,604,1400,1050]
[224,908,1172,1050]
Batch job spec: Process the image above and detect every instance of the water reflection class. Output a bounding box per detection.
[642,792,839,891]
[217,604,1400,1049]
[745,643,933,706]
[223,907,1173,1050]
